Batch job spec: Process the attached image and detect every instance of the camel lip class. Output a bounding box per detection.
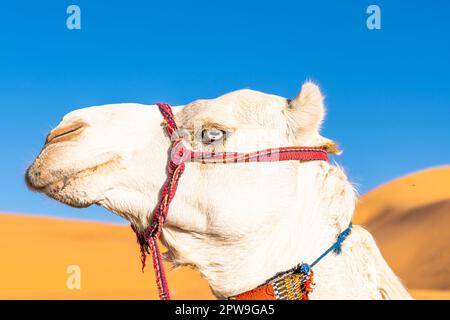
[25,156,119,192]
[24,166,45,192]
[25,166,74,192]
[40,179,94,209]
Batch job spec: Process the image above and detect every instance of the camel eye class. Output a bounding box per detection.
[202,128,224,144]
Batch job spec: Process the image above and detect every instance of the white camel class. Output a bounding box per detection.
[26,82,412,299]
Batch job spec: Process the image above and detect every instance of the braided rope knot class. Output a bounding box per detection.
[298,263,311,275]
[169,139,188,170]
[332,223,352,255]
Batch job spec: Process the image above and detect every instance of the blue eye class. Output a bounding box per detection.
[202,128,224,144]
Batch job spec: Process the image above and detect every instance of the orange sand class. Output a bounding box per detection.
[355,165,450,299]
[0,214,213,299]
[1,166,448,299]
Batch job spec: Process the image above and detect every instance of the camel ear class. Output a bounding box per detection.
[286,81,325,133]
[285,82,341,154]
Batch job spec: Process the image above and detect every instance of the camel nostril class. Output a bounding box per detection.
[46,122,86,144]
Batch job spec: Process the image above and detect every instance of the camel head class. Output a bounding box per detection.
[25,80,415,301]
[26,82,351,296]
[27,81,336,223]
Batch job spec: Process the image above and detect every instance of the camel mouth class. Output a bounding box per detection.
[25,167,40,192]
[27,155,120,188]
[25,157,120,207]
[25,170,92,208]
[25,165,85,192]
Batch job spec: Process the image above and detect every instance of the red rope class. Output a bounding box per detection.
[139,102,329,301]
[188,147,328,163]
[141,103,184,300]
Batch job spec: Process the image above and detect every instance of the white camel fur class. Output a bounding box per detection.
[26,82,412,299]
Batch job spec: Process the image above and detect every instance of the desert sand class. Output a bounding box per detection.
[0,214,214,299]
[1,166,449,299]
[354,165,450,300]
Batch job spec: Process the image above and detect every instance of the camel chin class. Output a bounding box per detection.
[26,166,100,209]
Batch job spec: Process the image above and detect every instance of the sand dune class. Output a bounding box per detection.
[0,214,214,299]
[355,166,450,299]
[1,166,449,299]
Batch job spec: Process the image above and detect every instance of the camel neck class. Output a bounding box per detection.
[161,162,356,298]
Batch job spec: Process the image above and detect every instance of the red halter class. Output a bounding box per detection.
[137,102,329,300]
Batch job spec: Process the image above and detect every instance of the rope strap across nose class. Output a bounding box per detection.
[138,102,330,301]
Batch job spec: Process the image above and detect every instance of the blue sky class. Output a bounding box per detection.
[0,1,449,223]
